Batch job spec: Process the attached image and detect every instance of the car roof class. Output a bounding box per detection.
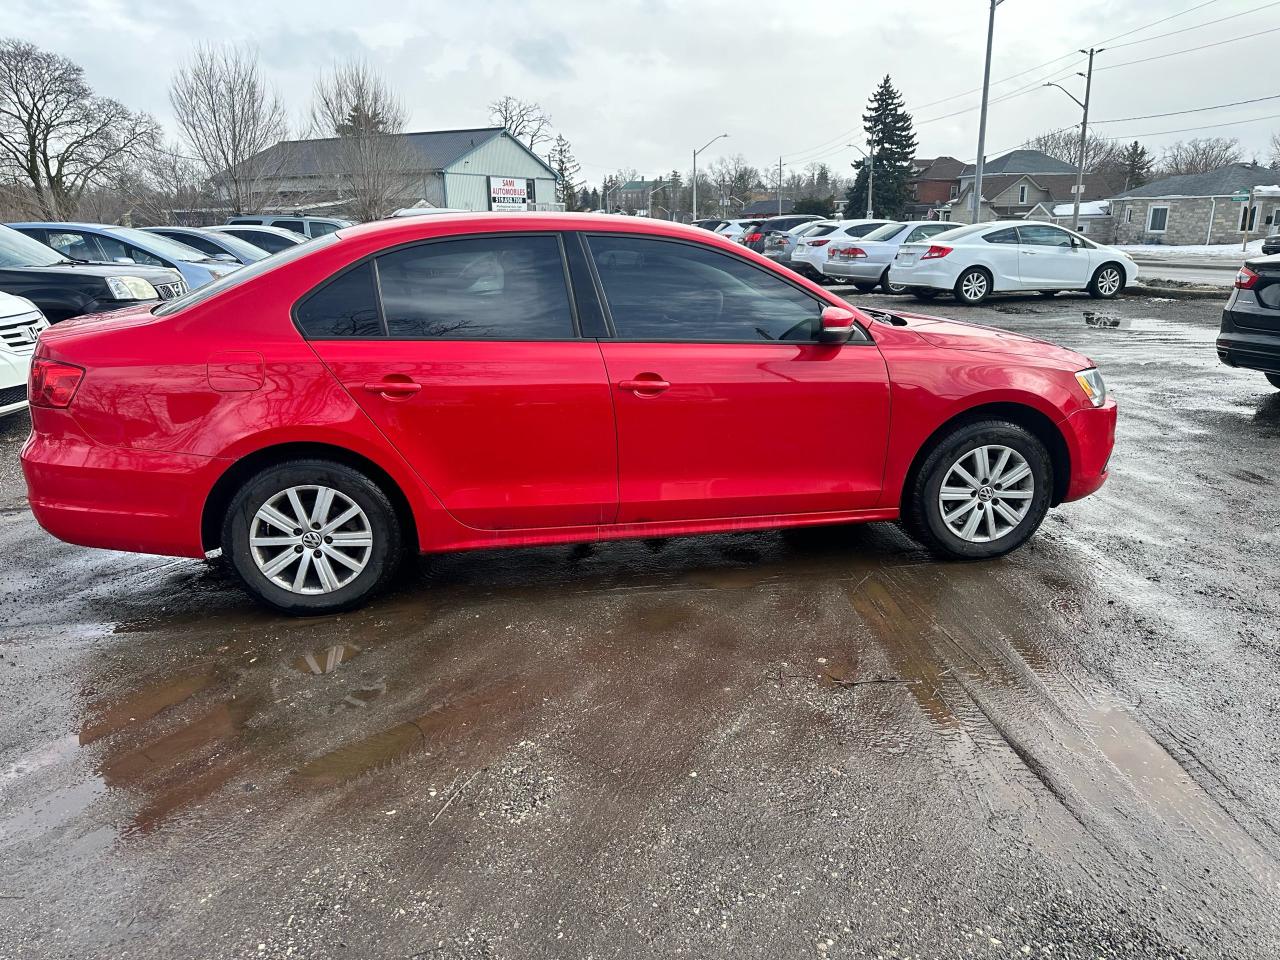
[209,224,305,237]
[9,221,122,231]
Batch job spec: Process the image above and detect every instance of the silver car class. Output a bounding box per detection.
[822,220,958,293]
[763,220,840,268]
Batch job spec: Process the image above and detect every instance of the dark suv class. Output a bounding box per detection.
[1219,254,1280,389]
[0,225,186,323]
[743,215,822,253]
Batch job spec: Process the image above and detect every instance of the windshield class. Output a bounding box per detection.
[110,226,216,263]
[153,232,339,316]
[861,222,907,242]
[0,225,66,267]
[200,231,268,262]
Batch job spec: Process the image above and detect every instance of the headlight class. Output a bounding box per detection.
[105,276,159,300]
[1075,367,1106,407]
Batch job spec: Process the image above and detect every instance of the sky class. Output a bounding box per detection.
[10,0,1278,185]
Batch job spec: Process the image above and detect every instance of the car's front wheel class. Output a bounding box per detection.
[1088,263,1125,299]
[1267,372,1280,390]
[222,459,403,615]
[901,421,1053,560]
[954,267,992,305]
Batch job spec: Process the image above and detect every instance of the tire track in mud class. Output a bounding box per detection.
[845,564,1280,950]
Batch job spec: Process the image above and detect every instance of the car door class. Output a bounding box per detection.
[305,232,618,530]
[1016,224,1091,288]
[978,226,1023,289]
[583,232,891,524]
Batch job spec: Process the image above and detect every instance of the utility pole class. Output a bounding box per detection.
[692,133,729,220]
[1044,46,1103,232]
[778,156,783,215]
[971,0,1003,224]
[866,139,875,218]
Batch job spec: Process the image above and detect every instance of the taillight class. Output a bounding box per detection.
[29,358,85,408]
[745,232,763,243]
[808,239,831,247]
[921,245,952,260]
[1236,266,1260,289]
[831,247,866,260]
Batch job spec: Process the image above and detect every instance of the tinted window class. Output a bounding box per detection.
[158,231,222,257]
[862,222,907,242]
[587,234,822,342]
[310,221,340,237]
[274,220,306,234]
[805,224,838,238]
[904,224,952,243]
[227,217,263,225]
[230,229,293,254]
[296,261,382,338]
[377,235,573,340]
[983,227,1021,245]
[1018,224,1072,247]
[843,222,890,238]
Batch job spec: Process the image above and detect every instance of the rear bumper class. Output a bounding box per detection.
[1218,304,1280,374]
[21,410,222,558]
[823,261,883,281]
[1061,401,1117,502]
[887,260,957,290]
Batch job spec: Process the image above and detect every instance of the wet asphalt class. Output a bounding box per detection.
[1,289,1278,960]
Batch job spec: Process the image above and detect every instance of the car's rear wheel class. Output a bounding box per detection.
[1266,372,1280,389]
[222,459,403,615]
[901,421,1053,560]
[910,289,941,301]
[1088,263,1124,299]
[954,267,992,305]
[880,269,908,294]
[853,282,878,293]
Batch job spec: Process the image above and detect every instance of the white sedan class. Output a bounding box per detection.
[0,290,48,417]
[888,220,1140,305]
[790,219,893,280]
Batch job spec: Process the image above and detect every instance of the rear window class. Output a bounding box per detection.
[929,224,990,243]
[296,262,381,337]
[860,222,907,242]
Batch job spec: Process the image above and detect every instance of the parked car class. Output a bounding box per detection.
[23,214,1116,615]
[8,222,241,290]
[1219,254,1280,390]
[206,225,309,256]
[763,221,838,268]
[0,224,186,323]
[0,290,48,417]
[142,226,269,265]
[1261,234,1280,257]
[715,219,764,243]
[791,220,893,280]
[691,218,730,232]
[822,221,960,293]
[888,221,1139,305]
[743,215,823,253]
[224,215,353,238]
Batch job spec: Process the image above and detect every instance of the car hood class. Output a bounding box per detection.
[0,290,38,321]
[13,262,182,283]
[888,311,1091,366]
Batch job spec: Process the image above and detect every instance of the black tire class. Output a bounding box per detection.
[853,282,878,293]
[953,267,993,305]
[221,459,403,615]
[900,420,1053,561]
[1088,262,1125,299]
[880,269,908,294]
[1038,290,1060,298]
[1266,373,1280,390]
[910,289,941,301]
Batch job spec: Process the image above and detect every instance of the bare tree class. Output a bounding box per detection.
[310,59,416,221]
[1159,137,1242,177]
[1022,127,1122,172]
[0,38,159,219]
[1267,132,1280,170]
[170,43,290,214]
[489,96,553,154]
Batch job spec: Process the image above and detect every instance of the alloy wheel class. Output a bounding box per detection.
[937,445,1034,543]
[1097,267,1121,296]
[960,271,988,302]
[250,484,373,594]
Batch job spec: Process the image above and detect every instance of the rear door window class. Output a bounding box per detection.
[586,234,823,342]
[296,261,383,338]
[375,234,575,340]
[273,220,306,234]
[309,221,341,237]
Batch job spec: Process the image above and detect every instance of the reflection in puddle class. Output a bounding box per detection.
[293,643,362,675]
[80,667,215,745]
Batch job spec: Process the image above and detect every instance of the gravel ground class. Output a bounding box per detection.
[1,288,1278,960]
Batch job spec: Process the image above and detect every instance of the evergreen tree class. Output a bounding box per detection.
[843,75,917,219]
[548,134,582,210]
[1118,140,1154,190]
[588,187,600,210]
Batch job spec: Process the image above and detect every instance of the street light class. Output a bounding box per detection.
[692,133,728,219]
[847,142,875,218]
[646,180,669,218]
[971,0,1005,224]
[1043,46,1102,232]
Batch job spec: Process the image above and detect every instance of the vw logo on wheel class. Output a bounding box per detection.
[301,531,322,549]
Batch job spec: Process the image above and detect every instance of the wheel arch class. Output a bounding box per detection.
[201,441,420,554]
[901,401,1071,508]
[1094,259,1128,285]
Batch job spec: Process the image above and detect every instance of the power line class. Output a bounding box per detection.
[1098,23,1280,70]
[1093,0,1221,45]
[1099,109,1280,140]
[1106,0,1280,49]
[1092,93,1280,124]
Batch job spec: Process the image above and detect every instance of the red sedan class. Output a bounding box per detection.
[22,214,1116,614]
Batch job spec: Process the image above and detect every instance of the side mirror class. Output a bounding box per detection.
[818,306,857,344]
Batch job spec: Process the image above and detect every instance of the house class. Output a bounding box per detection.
[215,127,561,216]
[906,156,965,218]
[742,197,795,216]
[1110,164,1280,246]
[616,179,666,212]
[1025,200,1114,237]
[948,171,1125,225]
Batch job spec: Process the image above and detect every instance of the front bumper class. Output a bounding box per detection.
[22,409,223,558]
[0,351,31,416]
[1061,400,1117,502]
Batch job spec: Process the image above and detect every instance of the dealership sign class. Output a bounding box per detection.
[489,177,528,211]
